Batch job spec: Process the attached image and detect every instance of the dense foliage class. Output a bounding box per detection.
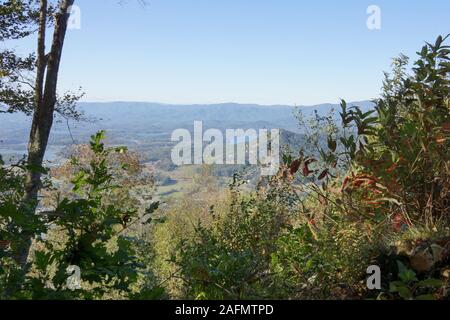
[1,35,449,300]
[1,132,161,299]
[152,35,450,300]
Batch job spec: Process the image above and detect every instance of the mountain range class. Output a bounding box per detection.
[0,101,374,162]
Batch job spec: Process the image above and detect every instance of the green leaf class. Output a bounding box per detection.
[90,130,106,154]
[270,253,279,265]
[26,164,48,175]
[327,135,337,152]
[389,281,405,292]
[134,286,165,300]
[397,261,417,283]
[397,286,413,300]
[435,35,444,49]
[71,171,87,192]
[146,201,160,214]
[415,294,436,300]
[114,146,128,154]
[34,251,51,272]
[389,281,413,300]
[417,278,444,288]
[151,217,167,224]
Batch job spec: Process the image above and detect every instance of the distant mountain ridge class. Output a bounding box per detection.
[75,100,374,131]
[0,101,374,161]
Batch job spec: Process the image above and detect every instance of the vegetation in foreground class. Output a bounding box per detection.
[1,7,449,299]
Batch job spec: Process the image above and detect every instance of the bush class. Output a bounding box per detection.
[0,156,48,298]
[173,174,291,299]
[1,132,162,299]
[166,35,449,300]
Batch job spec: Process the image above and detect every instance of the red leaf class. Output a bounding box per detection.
[302,158,317,177]
[442,122,450,133]
[303,163,311,176]
[305,158,317,165]
[318,169,329,180]
[290,159,301,175]
[0,240,10,249]
[341,176,350,192]
[386,162,399,173]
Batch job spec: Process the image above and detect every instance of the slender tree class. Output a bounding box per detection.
[1,0,79,268]
[25,0,75,205]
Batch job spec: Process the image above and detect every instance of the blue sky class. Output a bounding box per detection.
[7,0,450,105]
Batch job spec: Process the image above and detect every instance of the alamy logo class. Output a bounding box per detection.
[66,265,81,290]
[366,265,381,290]
[67,5,81,30]
[171,121,280,176]
[366,5,381,30]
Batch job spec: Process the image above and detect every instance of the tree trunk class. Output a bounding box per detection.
[17,0,75,268]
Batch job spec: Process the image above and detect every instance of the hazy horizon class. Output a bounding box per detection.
[9,0,450,105]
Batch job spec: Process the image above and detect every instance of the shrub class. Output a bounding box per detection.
[173,174,291,299]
